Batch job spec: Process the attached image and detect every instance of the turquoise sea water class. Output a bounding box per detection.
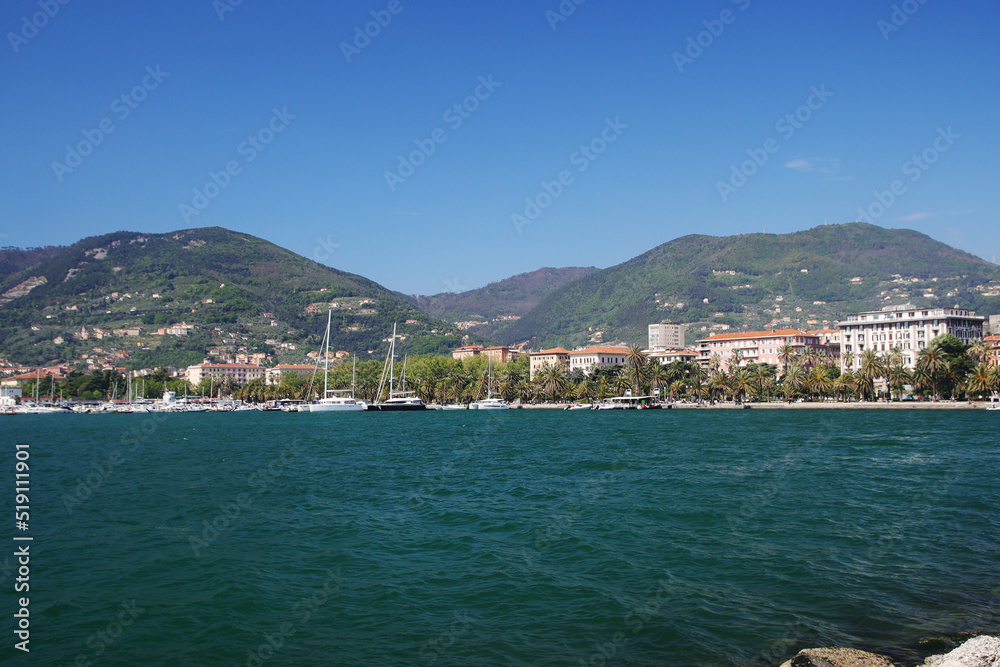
[2,410,999,666]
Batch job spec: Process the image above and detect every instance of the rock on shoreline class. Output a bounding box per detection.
[779,635,1000,667]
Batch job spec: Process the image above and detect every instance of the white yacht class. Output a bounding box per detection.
[469,356,510,410]
[306,311,366,412]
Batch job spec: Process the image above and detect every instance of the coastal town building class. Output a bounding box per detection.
[452,345,483,360]
[835,304,985,370]
[568,347,631,376]
[806,328,842,366]
[648,349,699,365]
[648,322,689,351]
[186,363,265,386]
[985,334,1000,367]
[482,346,519,365]
[451,345,520,364]
[528,347,570,381]
[0,367,69,388]
[695,330,825,369]
[265,364,317,385]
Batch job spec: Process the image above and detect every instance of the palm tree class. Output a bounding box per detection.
[834,370,856,402]
[669,379,687,402]
[626,345,647,395]
[646,362,670,401]
[727,348,745,373]
[752,364,775,402]
[612,372,632,398]
[806,366,833,401]
[916,344,946,400]
[885,358,912,401]
[841,349,855,373]
[708,370,729,403]
[858,349,886,401]
[731,368,753,404]
[541,365,568,402]
[778,344,797,374]
[966,363,993,399]
[967,341,990,365]
[782,365,805,402]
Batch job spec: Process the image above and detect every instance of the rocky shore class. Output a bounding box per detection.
[779,635,1000,667]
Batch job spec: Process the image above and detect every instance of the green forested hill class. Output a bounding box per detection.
[0,227,471,366]
[492,223,1000,349]
[406,266,599,337]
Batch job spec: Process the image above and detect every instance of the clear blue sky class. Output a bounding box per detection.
[2,1,998,295]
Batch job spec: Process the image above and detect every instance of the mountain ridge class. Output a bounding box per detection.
[0,227,474,367]
[489,223,1000,349]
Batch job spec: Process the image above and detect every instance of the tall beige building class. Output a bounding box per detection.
[648,322,689,351]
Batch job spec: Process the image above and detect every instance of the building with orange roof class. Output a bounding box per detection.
[695,329,823,369]
[984,334,1000,367]
[528,347,570,381]
[186,362,265,386]
[451,345,483,361]
[568,346,632,376]
[481,346,519,365]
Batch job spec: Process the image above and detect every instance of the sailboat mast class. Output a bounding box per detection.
[351,356,357,399]
[323,309,332,397]
[388,323,397,395]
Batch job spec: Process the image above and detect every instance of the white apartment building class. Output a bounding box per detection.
[648,322,689,351]
[568,347,631,375]
[836,303,985,370]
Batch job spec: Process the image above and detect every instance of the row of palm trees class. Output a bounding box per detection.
[224,337,999,405]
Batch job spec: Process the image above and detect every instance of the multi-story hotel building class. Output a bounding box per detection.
[528,347,570,381]
[568,347,631,375]
[836,304,985,370]
[186,363,266,386]
[695,329,825,369]
[648,322,689,351]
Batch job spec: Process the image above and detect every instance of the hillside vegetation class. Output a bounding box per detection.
[0,227,471,367]
[492,223,1000,348]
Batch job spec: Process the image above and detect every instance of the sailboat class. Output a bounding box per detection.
[469,355,510,410]
[368,324,427,411]
[306,310,366,412]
